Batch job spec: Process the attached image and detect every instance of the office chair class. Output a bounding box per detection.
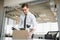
[45,31,59,40]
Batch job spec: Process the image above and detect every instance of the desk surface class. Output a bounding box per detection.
[4,37,54,40]
[13,39,53,40]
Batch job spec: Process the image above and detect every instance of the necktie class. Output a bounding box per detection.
[24,14,27,30]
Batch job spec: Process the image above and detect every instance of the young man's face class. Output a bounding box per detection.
[22,6,29,14]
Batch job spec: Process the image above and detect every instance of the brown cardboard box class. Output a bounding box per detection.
[13,30,29,39]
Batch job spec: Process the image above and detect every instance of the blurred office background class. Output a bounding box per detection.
[3,0,59,40]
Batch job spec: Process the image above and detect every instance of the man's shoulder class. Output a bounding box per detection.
[19,14,24,19]
[29,12,36,19]
[29,12,35,17]
[20,13,24,16]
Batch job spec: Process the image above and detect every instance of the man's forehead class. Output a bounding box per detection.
[22,6,28,9]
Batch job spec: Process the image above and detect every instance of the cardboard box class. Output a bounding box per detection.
[13,30,29,39]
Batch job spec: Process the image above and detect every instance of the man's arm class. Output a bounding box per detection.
[28,15,37,38]
[18,15,22,29]
[29,15,37,34]
[13,15,22,30]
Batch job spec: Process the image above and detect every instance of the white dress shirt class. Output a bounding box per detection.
[19,11,37,32]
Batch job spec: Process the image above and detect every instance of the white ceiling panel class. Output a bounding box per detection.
[4,0,35,7]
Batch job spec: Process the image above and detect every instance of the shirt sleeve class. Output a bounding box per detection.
[13,15,22,30]
[30,14,37,29]
[18,15,23,28]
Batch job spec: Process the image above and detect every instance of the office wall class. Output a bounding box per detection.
[57,0,60,40]
[0,0,4,40]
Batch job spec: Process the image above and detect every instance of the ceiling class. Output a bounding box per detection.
[4,0,57,23]
[4,0,48,7]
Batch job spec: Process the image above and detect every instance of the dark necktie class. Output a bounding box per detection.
[24,14,27,30]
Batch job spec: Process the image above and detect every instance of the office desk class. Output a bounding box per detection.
[33,34,45,39]
[13,39,53,40]
[4,37,53,40]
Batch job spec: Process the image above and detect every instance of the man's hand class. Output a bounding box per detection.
[28,29,34,38]
[27,32,32,38]
[27,28,35,38]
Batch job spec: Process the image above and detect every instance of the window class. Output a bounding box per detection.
[34,22,58,34]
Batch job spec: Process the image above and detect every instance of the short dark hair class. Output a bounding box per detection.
[21,3,29,8]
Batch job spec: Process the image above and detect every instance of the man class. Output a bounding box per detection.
[19,3,37,38]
